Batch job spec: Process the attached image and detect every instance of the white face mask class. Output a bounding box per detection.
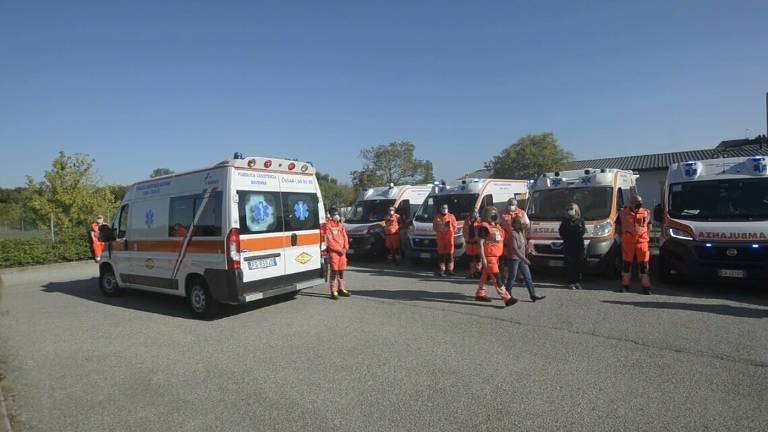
[508,205,517,212]
[332,215,341,222]
[567,209,576,217]
[389,210,395,215]
[441,208,448,215]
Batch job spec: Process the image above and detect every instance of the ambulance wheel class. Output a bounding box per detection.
[657,253,674,284]
[187,277,219,319]
[99,264,124,297]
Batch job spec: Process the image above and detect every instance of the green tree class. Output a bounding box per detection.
[488,133,573,179]
[150,168,174,178]
[25,152,119,235]
[351,141,434,191]
[317,172,356,209]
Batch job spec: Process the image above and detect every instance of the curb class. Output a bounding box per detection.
[0,385,11,432]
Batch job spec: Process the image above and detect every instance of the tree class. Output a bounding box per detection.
[25,152,119,234]
[351,141,434,191]
[150,168,174,178]
[317,172,356,209]
[488,133,573,179]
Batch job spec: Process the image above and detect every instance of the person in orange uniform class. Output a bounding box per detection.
[475,206,518,307]
[324,208,351,300]
[499,198,529,286]
[462,208,482,278]
[383,206,402,264]
[433,204,458,277]
[618,195,653,294]
[90,215,105,263]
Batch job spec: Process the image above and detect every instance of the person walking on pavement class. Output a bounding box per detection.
[325,208,351,300]
[499,198,530,287]
[462,208,482,278]
[559,203,586,290]
[618,195,653,294]
[507,217,546,302]
[383,206,402,264]
[433,204,457,277]
[475,206,518,307]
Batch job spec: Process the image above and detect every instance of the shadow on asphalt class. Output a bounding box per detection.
[602,300,768,319]
[41,278,298,320]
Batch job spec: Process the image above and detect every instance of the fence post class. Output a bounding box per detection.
[50,214,55,243]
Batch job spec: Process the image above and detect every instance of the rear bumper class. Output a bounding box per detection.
[203,268,325,304]
[660,238,768,283]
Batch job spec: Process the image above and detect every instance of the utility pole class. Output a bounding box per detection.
[50,214,55,243]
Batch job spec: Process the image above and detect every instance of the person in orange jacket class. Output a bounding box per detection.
[324,208,351,300]
[383,206,402,264]
[90,215,105,263]
[618,195,653,294]
[433,204,457,277]
[475,206,518,307]
[462,208,482,278]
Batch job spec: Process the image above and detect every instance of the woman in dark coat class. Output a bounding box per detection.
[558,203,586,290]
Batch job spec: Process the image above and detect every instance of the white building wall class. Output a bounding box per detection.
[635,169,667,208]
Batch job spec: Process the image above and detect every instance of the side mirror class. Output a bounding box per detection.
[653,204,663,224]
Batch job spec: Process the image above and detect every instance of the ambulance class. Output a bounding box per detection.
[98,154,326,318]
[527,168,638,275]
[654,155,768,283]
[405,178,529,260]
[344,184,431,257]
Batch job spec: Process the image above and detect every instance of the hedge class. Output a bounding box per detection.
[0,232,91,268]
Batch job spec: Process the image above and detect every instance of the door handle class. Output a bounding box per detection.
[291,233,298,247]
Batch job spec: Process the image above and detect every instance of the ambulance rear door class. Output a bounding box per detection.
[279,174,323,279]
[235,171,286,284]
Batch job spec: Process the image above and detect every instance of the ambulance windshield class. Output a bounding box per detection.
[529,187,613,221]
[346,199,396,223]
[668,178,768,221]
[414,193,479,222]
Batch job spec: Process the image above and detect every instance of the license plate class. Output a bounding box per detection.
[717,269,746,278]
[419,252,432,259]
[548,259,565,267]
[347,249,355,255]
[247,257,278,270]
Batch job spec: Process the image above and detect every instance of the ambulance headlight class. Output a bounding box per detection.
[668,228,693,240]
[591,221,613,237]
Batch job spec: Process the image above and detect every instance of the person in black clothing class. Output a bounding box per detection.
[559,203,586,290]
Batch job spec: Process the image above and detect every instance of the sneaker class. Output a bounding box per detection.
[642,288,652,295]
[569,284,577,290]
[338,290,351,297]
[475,295,492,302]
[530,295,546,302]
[504,297,518,307]
[330,293,340,300]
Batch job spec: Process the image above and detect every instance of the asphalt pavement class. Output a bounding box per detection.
[0,261,766,432]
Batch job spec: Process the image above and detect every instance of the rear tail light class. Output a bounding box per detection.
[227,228,241,270]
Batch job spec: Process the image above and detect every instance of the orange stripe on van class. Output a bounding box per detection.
[240,233,321,251]
[109,240,224,254]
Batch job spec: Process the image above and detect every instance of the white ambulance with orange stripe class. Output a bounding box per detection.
[99,154,326,318]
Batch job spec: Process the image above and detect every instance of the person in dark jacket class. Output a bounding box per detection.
[558,203,586,290]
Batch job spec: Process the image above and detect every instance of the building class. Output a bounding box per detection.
[566,138,767,208]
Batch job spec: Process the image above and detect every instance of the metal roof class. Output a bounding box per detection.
[567,144,767,171]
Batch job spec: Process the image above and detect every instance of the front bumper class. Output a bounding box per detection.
[530,237,616,270]
[347,234,385,256]
[406,234,465,259]
[660,238,768,283]
[204,268,325,304]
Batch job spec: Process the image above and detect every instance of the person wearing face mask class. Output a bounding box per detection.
[475,206,518,307]
[433,204,458,277]
[558,203,586,290]
[462,208,482,278]
[325,208,351,300]
[499,198,530,286]
[617,195,653,294]
[383,206,402,264]
[507,217,546,302]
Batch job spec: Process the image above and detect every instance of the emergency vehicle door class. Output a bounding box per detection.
[110,203,134,278]
[237,189,286,284]
[281,188,322,278]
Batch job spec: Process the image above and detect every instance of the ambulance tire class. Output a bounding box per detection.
[656,253,675,284]
[99,264,125,297]
[187,276,219,319]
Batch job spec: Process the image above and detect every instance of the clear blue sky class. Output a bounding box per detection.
[1,0,767,188]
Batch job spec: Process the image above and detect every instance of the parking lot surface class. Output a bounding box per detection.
[0,262,766,431]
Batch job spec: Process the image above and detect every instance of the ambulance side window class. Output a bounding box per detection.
[238,191,283,235]
[117,204,129,239]
[480,194,494,210]
[169,195,195,237]
[283,193,320,232]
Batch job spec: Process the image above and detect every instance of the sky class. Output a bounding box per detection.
[1,0,767,188]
